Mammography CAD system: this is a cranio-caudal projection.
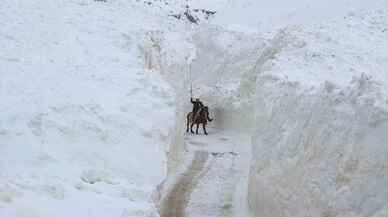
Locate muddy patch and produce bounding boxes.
[160,151,209,217]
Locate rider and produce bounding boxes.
[191,97,204,116]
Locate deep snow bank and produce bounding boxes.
[0,0,190,216]
[249,10,388,217]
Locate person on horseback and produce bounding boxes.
[191,97,204,116]
[186,102,213,135]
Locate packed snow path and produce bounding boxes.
[160,129,251,217]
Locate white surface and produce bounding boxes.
[248,8,388,217]
[0,1,179,216]
[160,129,251,217]
[1,0,388,217]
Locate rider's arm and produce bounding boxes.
[190,98,194,103]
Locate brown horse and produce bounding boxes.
[186,106,213,135]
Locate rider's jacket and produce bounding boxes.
[191,98,204,113]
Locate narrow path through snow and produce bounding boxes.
[160,150,209,217]
[160,129,251,217]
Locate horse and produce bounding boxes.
[186,106,213,135]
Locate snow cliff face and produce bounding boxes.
[248,10,388,217]
[0,1,190,216]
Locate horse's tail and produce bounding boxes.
[207,111,213,122]
[186,112,192,132]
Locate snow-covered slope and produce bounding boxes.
[0,1,190,216]
[212,0,387,32]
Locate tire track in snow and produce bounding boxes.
[160,151,209,217]
[160,131,251,217]
[184,131,251,217]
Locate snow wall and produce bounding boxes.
[187,27,267,133]
[250,76,388,217]
[139,29,193,207]
[0,1,180,216]
[248,10,388,217]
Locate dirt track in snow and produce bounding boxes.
[160,151,209,217]
[159,130,251,217]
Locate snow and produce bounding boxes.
[265,10,388,92]
[160,129,251,217]
[0,0,182,216]
[158,1,388,216]
[247,7,388,217]
[211,0,387,33]
[1,0,388,217]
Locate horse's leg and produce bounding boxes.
[186,114,190,133]
[203,123,208,135]
[190,122,195,134]
[196,123,199,134]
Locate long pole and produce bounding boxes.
[189,62,193,98]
